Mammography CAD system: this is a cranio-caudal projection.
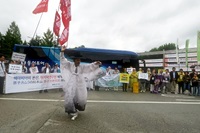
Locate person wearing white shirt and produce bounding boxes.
[29,63,39,74]
[39,63,51,93]
[0,54,6,94]
[60,45,103,120]
[41,63,51,73]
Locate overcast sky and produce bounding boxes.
[1,0,200,52]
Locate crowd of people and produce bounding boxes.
[2,50,200,121]
[100,66,200,96]
[0,57,61,94]
[2,54,200,96]
[129,67,200,96]
[4,60,61,74]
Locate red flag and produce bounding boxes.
[32,0,49,14]
[60,0,71,27]
[53,11,61,37]
[59,22,69,45]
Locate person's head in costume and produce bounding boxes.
[73,58,81,67]
[72,53,82,67]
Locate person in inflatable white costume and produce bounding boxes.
[60,45,105,120]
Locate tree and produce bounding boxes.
[41,28,56,47]
[0,32,5,54]
[149,48,158,52]
[29,35,42,46]
[149,43,176,52]
[74,45,85,48]
[3,21,23,58]
[22,40,28,45]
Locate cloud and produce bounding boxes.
[1,0,200,52]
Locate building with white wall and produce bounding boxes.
[138,47,199,71]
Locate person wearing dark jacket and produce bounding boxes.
[183,71,191,94]
[169,67,179,94]
[189,68,196,94]
[191,73,198,96]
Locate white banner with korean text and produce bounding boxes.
[5,73,64,94]
[138,73,148,80]
[8,64,22,74]
[11,52,26,62]
[95,74,122,87]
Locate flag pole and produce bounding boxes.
[55,1,61,46]
[32,12,44,39]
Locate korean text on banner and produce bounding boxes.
[5,73,64,94]
[11,52,26,62]
[8,64,22,74]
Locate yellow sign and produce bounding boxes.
[119,73,129,83]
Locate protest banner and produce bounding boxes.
[126,68,133,74]
[8,64,22,74]
[95,74,121,87]
[11,52,26,62]
[5,73,64,94]
[138,73,148,80]
[119,73,129,83]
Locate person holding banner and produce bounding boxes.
[162,69,170,94]
[39,63,51,93]
[122,68,129,92]
[6,60,15,74]
[60,45,104,120]
[51,63,60,73]
[29,63,39,74]
[137,68,143,92]
[138,69,148,93]
[22,62,27,74]
[0,54,6,94]
[113,67,120,91]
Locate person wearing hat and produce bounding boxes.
[60,45,104,120]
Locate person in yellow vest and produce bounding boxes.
[129,68,134,90]
[177,69,185,94]
[129,68,138,92]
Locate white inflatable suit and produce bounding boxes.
[60,52,105,113]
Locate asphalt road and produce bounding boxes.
[0,88,200,133]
